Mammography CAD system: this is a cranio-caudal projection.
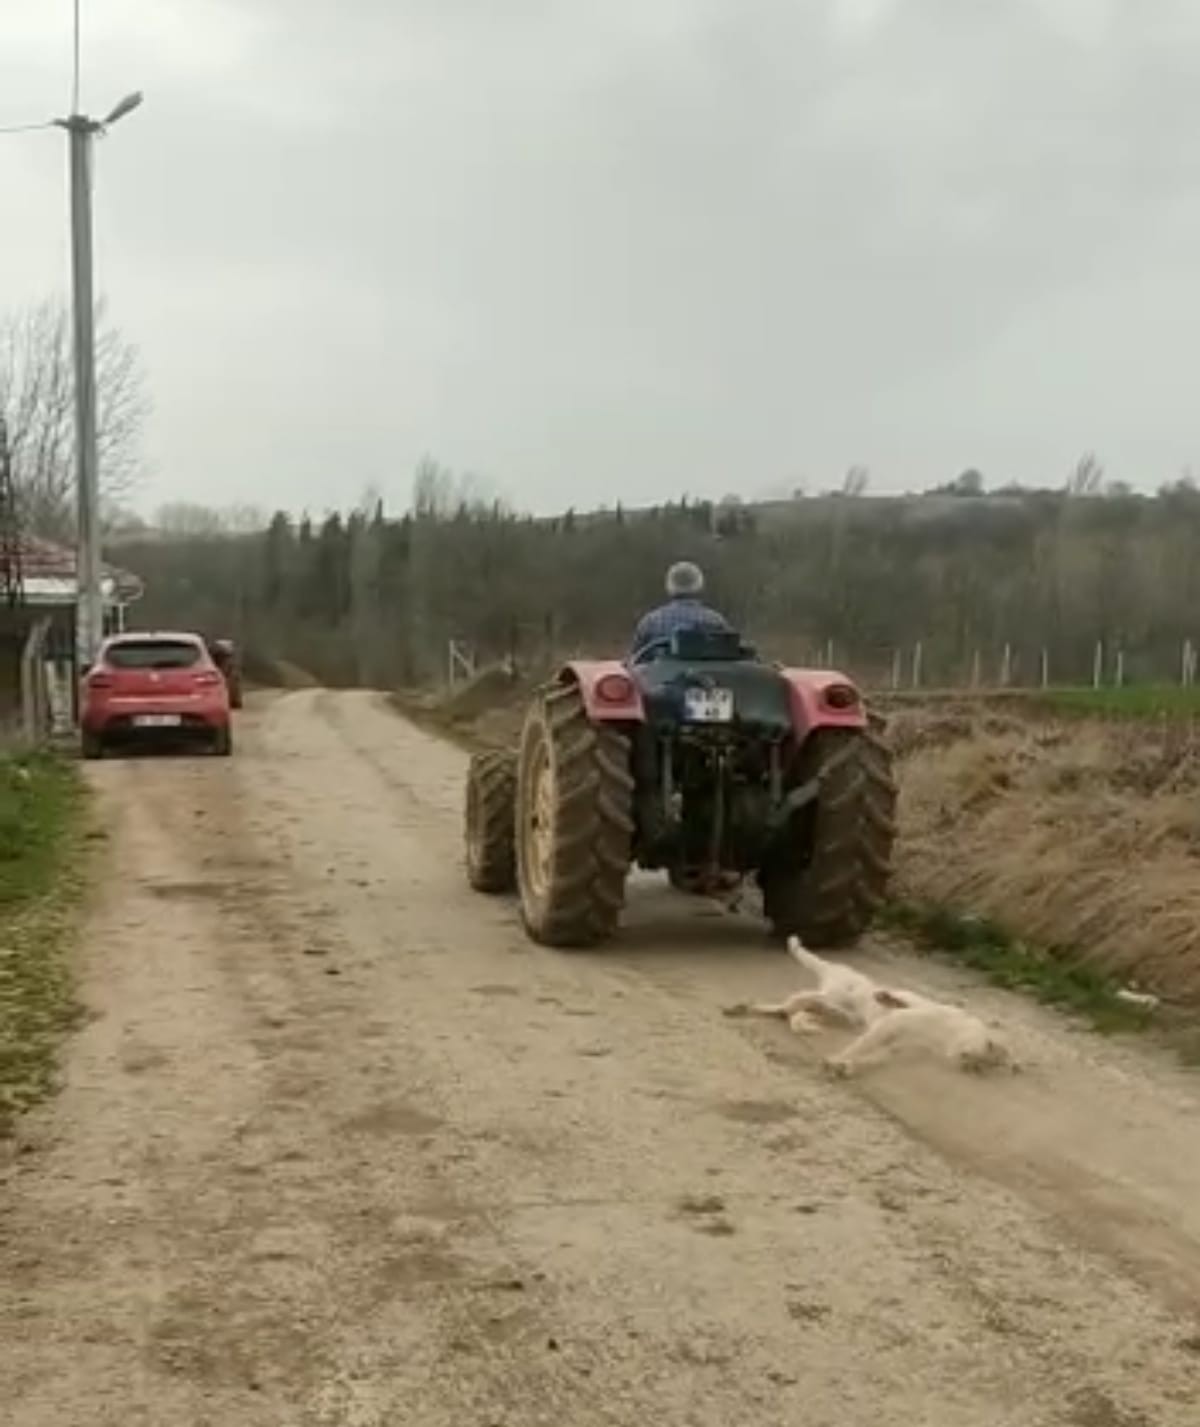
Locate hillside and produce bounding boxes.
[111,481,1200,692]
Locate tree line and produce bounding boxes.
[111,463,1200,690]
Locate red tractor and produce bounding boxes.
[463,628,896,947]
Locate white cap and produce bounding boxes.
[666,561,704,597]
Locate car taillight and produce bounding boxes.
[595,672,635,704]
[823,683,860,710]
[194,670,222,687]
[87,672,114,689]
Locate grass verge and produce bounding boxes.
[0,749,89,1135]
[1035,685,1200,720]
[881,900,1157,1035]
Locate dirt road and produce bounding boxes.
[3,691,1200,1426]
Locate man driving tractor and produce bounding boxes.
[630,561,731,660]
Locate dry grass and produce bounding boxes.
[894,708,1200,1004]
[393,665,533,752]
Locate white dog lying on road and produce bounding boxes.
[749,936,895,1033]
[826,993,1013,1076]
[745,937,1013,1075]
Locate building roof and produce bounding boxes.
[11,535,144,607]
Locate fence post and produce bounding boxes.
[20,616,52,743]
[1040,648,1049,689]
[447,638,475,687]
[911,641,923,689]
[970,649,981,689]
[1115,648,1125,687]
[890,649,902,690]
[1092,640,1103,689]
[1000,643,1012,688]
[1182,639,1195,687]
[824,638,834,669]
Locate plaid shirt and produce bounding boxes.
[630,597,731,657]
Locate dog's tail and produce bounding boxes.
[786,935,826,976]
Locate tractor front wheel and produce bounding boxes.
[515,682,634,947]
[762,712,897,946]
[465,749,517,893]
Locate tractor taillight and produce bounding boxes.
[596,673,635,704]
[823,683,860,710]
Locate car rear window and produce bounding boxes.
[105,640,203,670]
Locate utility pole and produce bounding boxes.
[64,113,100,668]
[53,91,142,672]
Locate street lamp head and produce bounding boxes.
[102,91,144,127]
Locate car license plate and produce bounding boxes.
[683,687,734,723]
[132,714,181,728]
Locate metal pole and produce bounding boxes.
[67,115,103,673]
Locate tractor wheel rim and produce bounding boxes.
[525,740,555,899]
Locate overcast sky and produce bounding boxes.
[2,0,1198,515]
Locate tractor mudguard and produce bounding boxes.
[780,668,869,738]
[558,662,646,723]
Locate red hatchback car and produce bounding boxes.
[80,631,233,759]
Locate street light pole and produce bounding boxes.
[64,114,101,672]
[54,91,142,673]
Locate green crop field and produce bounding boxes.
[1036,685,1200,720]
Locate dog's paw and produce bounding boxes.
[722,1003,751,1019]
[787,1012,821,1035]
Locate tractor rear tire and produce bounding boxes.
[763,711,896,947]
[515,682,634,947]
[465,749,517,893]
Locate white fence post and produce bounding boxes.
[911,641,923,689]
[1092,640,1103,689]
[1000,643,1012,688]
[447,639,475,687]
[20,616,52,743]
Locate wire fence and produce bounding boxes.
[446,629,1200,699]
[779,637,1200,694]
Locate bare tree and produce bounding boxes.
[1066,451,1105,496]
[0,299,149,540]
[842,465,870,497]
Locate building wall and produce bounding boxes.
[0,606,75,735]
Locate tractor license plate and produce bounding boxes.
[684,687,734,723]
[133,714,181,728]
